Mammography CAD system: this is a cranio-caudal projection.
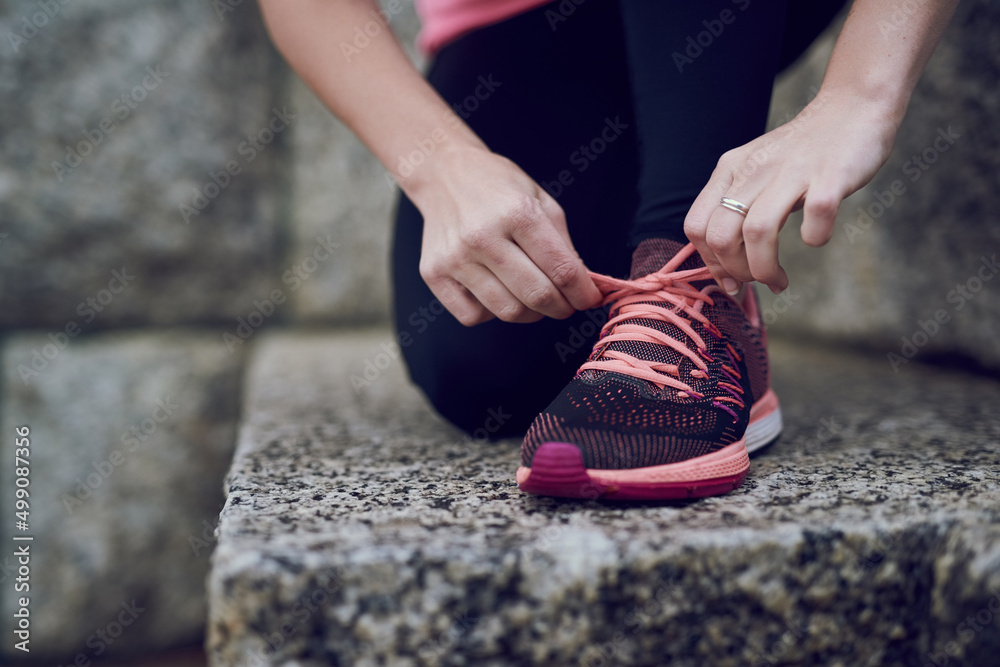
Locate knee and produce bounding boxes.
[399,331,532,439]
[406,357,531,439]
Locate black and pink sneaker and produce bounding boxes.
[516,239,781,500]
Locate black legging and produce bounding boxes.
[391,0,847,438]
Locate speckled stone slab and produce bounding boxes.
[207,330,1000,667]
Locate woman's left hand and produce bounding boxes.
[684,88,900,295]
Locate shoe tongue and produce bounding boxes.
[628,238,715,307]
[583,239,710,390]
[629,238,706,279]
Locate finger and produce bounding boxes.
[704,209,750,291]
[706,184,767,294]
[510,198,602,311]
[741,186,798,291]
[800,180,843,247]
[478,243,577,320]
[454,262,545,324]
[537,193,573,247]
[424,274,494,327]
[685,159,735,289]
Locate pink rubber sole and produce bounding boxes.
[516,389,780,501]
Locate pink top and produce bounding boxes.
[414,0,551,54]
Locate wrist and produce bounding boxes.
[817,57,917,133]
[809,83,907,132]
[394,134,491,209]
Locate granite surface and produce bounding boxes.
[207,329,1000,667]
[1,330,243,660]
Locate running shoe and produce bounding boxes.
[516,239,781,500]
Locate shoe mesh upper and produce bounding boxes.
[522,239,770,470]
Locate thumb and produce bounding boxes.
[534,191,602,310]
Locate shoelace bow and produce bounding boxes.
[578,261,746,420]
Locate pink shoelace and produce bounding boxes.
[578,245,745,417]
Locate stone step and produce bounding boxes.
[206,329,1000,667]
[1,329,244,660]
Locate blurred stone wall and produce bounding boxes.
[0,0,288,328]
[0,0,421,661]
[0,0,997,662]
[0,0,289,660]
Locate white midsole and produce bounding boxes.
[746,405,782,453]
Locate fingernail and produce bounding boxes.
[722,278,739,295]
[769,284,784,295]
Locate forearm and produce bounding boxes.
[258,0,486,202]
[820,0,960,125]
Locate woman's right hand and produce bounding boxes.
[407,144,603,326]
[258,0,599,327]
